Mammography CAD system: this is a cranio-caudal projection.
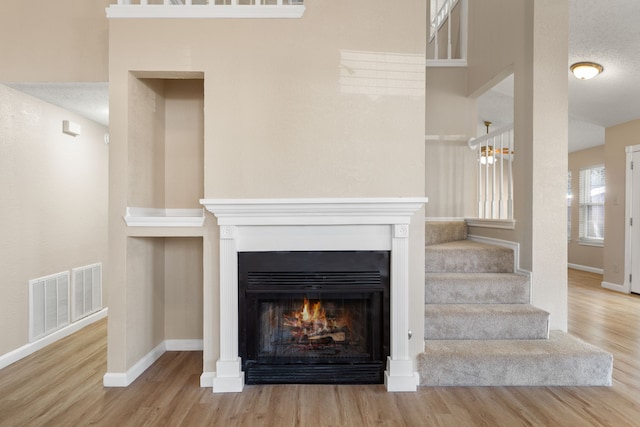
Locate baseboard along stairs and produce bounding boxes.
[417,221,613,386]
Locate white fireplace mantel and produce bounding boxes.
[200,197,427,392]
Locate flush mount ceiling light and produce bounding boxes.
[570,62,603,80]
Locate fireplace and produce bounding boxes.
[239,251,390,384]
[200,197,427,392]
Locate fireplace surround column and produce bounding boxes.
[200,198,427,393]
[213,224,244,392]
[385,223,419,391]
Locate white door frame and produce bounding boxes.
[624,144,640,294]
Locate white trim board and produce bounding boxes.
[106,5,305,19]
[568,263,604,275]
[200,371,216,388]
[166,339,203,351]
[0,308,107,371]
[601,281,630,294]
[103,339,203,387]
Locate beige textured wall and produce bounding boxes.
[164,80,204,208]
[568,145,604,270]
[425,68,477,218]
[604,119,640,286]
[0,84,108,356]
[464,0,569,330]
[126,237,165,367]
[0,0,109,82]
[128,76,166,208]
[165,238,203,340]
[107,0,426,373]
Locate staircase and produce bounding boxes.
[417,221,613,386]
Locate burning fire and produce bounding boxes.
[283,298,346,343]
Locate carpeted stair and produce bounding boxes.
[418,221,613,386]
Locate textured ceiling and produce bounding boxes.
[568,0,640,128]
[478,0,640,153]
[5,82,109,127]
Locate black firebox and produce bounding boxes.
[238,251,390,385]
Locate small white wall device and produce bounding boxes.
[62,120,81,137]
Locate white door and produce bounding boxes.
[631,150,640,294]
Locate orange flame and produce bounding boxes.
[284,298,337,339]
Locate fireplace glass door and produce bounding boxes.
[239,251,390,384]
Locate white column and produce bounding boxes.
[212,225,244,392]
[384,224,419,391]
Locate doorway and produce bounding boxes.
[625,144,640,294]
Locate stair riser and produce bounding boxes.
[425,253,513,273]
[424,313,549,340]
[425,282,529,304]
[418,353,613,386]
[425,221,467,246]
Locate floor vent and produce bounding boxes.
[29,271,70,342]
[72,263,103,322]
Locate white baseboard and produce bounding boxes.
[104,341,166,387]
[103,339,204,387]
[0,308,108,371]
[102,372,128,387]
[166,339,203,351]
[568,263,604,275]
[200,371,216,387]
[601,280,630,294]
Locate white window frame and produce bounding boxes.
[567,170,572,241]
[578,165,605,246]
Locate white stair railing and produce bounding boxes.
[115,0,302,4]
[468,125,514,220]
[107,0,305,18]
[426,0,467,67]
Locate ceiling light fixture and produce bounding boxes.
[570,62,603,80]
[480,121,494,165]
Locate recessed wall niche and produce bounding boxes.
[127,72,204,210]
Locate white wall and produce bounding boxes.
[0,84,109,356]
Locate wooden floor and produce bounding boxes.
[1,269,640,426]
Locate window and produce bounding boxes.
[579,165,605,245]
[567,170,572,240]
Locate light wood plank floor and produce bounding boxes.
[1,269,640,426]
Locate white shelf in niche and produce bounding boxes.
[124,207,205,227]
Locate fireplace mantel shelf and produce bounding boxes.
[200,197,428,226]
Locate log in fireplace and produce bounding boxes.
[239,250,390,384]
